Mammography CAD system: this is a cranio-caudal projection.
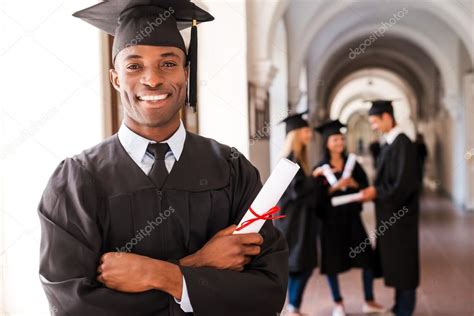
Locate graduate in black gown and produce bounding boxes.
[415,133,428,191]
[369,139,382,169]
[313,120,385,316]
[360,100,420,316]
[37,1,288,315]
[274,113,318,316]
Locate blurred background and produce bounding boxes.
[0,0,473,315]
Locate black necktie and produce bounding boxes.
[147,143,170,189]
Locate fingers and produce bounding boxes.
[229,256,252,272]
[312,169,320,177]
[242,256,252,266]
[100,252,115,263]
[237,233,263,245]
[242,244,261,256]
[214,224,237,238]
[313,167,324,177]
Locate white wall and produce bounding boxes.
[0,0,103,314]
[269,20,289,170]
[196,0,250,157]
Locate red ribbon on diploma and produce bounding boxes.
[235,206,286,232]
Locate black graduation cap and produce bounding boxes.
[367,100,394,116]
[279,111,309,134]
[314,120,346,139]
[73,0,214,112]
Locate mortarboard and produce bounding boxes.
[73,0,214,112]
[314,120,346,139]
[280,111,309,134]
[367,100,394,116]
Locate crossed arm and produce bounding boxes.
[39,155,287,315]
[96,224,264,299]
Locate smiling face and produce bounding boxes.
[298,127,312,146]
[368,113,394,134]
[110,45,188,129]
[326,133,346,155]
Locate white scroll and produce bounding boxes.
[331,192,363,207]
[339,153,358,191]
[233,158,300,234]
[322,164,338,186]
[341,153,357,179]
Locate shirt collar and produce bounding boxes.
[118,120,186,162]
[384,125,402,145]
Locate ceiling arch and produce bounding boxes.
[309,35,442,120]
[285,0,473,107]
[330,68,417,123]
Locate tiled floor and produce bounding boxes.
[282,195,474,316]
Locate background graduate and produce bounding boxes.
[37,1,289,315]
[360,100,420,316]
[274,113,318,316]
[313,120,385,316]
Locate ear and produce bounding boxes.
[383,112,394,126]
[184,63,189,79]
[109,68,120,92]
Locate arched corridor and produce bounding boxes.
[249,0,474,314]
[256,0,474,209]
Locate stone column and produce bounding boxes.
[463,72,474,211]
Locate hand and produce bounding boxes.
[179,225,263,271]
[360,186,377,202]
[336,177,353,189]
[329,178,352,193]
[312,167,324,177]
[97,252,182,298]
[340,177,359,189]
[312,166,338,178]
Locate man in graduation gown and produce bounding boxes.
[360,100,420,316]
[37,1,288,315]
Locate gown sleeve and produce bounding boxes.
[353,161,369,189]
[311,162,331,219]
[179,149,289,316]
[38,159,169,316]
[375,139,419,205]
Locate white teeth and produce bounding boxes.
[139,94,168,101]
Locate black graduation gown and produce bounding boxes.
[38,132,289,316]
[274,154,318,274]
[314,158,377,275]
[369,141,381,169]
[374,133,420,290]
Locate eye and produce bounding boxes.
[126,64,141,71]
[162,61,177,68]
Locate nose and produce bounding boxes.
[140,68,164,88]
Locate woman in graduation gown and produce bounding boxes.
[274,112,318,316]
[313,120,385,316]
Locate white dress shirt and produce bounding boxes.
[117,120,194,313]
[384,125,403,145]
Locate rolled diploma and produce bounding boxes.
[233,158,300,234]
[331,192,363,207]
[342,153,357,179]
[322,164,338,187]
